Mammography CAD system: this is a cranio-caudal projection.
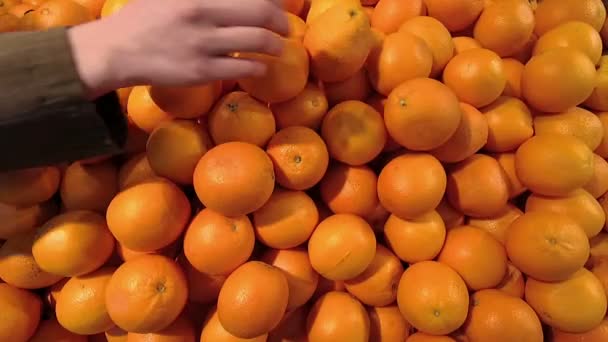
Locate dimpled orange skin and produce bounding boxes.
[423,0,484,32]
[384,211,447,263]
[481,96,534,153]
[533,21,603,66]
[533,0,606,35]
[271,83,328,130]
[308,214,377,281]
[307,291,371,342]
[384,78,462,151]
[397,261,469,335]
[521,48,596,113]
[217,261,289,339]
[320,163,379,217]
[378,153,447,220]
[515,134,595,197]
[585,154,608,198]
[193,142,275,217]
[533,106,604,151]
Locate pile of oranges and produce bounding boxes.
[3,0,608,341]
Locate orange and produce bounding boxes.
[305,3,373,82]
[525,268,607,333]
[407,334,456,342]
[29,318,87,342]
[261,247,319,311]
[399,16,454,77]
[506,211,589,282]
[496,262,525,298]
[526,189,605,238]
[0,12,19,32]
[515,134,595,196]
[501,58,524,98]
[271,83,328,130]
[438,226,507,290]
[585,56,608,111]
[585,154,608,198]
[321,100,386,165]
[268,305,308,342]
[431,103,488,163]
[436,197,465,229]
[71,0,104,17]
[0,200,57,240]
[482,96,534,152]
[323,68,372,105]
[553,317,608,342]
[371,0,424,34]
[266,126,329,191]
[473,0,534,57]
[320,163,378,217]
[452,36,482,55]
[183,208,255,275]
[60,160,118,213]
[534,0,606,35]
[307,291,370,342]
[218,261,289,339]
[0,283,42,342]
[366,30,433,96]
[522,48,596,113]
[423,0,483,32]
[0,166,60,206]
[463,289,543,342]
[365,94,403,152]
[378,153,447,219]
[446,154,509,218]
[100,0,129,17]
[208,91,276,147]
[105,255,188,333]
[283,0,304,14]
[443,48,506,108]
[9,3,35,17]
[397,261,469,335]
[534,107,604,151]
[193,142,275,217]
[364,201,391,234]
[368,305,410,342]
[534,21,602,65]
[239,38,309,103]
[107,177,191,252]
[312,276,345,301]
[201,307,268,342]
[32,210,114,277]
[0,0,19,13]
[468,204,523,244]
[177,255,226,305]
[287,13,306,41]
[596,112,608,158]
[117,152,157,190]
[384,78,462,151]
[29,0,93,29]
[127,314,196,342]
[127,86,172,133]
[116,239,180,262]
[253,189,318,249]
[589,233,608,269]
[494,153,527,198]
[0,232,63,289]
[343,244,404,306]
[55,267,115,335]
[591,259,608,297]
[308,214,376,281]
[384,211,446,263]
[305,0,359,23]
[149,82,221,119]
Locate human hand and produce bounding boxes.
[68,0,289,99]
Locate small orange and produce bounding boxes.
[397,261,469,335]
[423,0,484,32]
[253,188,319,249]
[60,160,118,213]
[308,214,376,281]
[307,291,370,342]
[271,83,328,130]
[596,112,608,158]
[344,244,403,306]
[371,0,425,34]
[183,208,255,276]
[378,153,446,219]
[208,91,276,147]
[201,307,268,342]
[407,333,456,342]
[482,96,534,152]
[384,211,446,263]
[534,21,602,65]
[501,58,524,98]
[506,211,589,282]
[399,16,454,77]
[266,126,329,191]
[585,154,608,198]
[0,166,60,206]
[368,305,410,342]
[323,68,372,106]
[496,262,525,298]
[127,86,172,133]
[525,268,607,333]
[585,56,608,111]
[0,200,57,240]
[287,12,307,41]
[534,0,606,35]
[436,197,465,229]
[446,154,509,218]
[218,261,289,339]
[526,189,605,238]
[100,0,130,17]
[177,255,226,305]
[127,314,196,342]
[261,247,319,311]
[117,153,157,190]
[0,283,42,342]
[431,102,488,163]
[452,36,482,55]
[150,82,221,119]
[29,0,93,29]
[105,255,188,333]
[553,317,608,342]
[320,163,379,217]
[468,204,523,244]
[515,134,595,196]
[534,106,604,151]
[463,289,543,342]
[494,153,528,198]
[29,318,87,342]
[193,142,275,217]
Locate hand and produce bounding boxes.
[68,0,289,99]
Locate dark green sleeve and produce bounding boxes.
[0,28,127,172]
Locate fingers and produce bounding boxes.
[203,57,267,81]
[204,27,284,56]
[199,0,289,36]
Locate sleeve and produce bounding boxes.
[0,27,128,172]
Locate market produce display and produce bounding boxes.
[2,0,608,341]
